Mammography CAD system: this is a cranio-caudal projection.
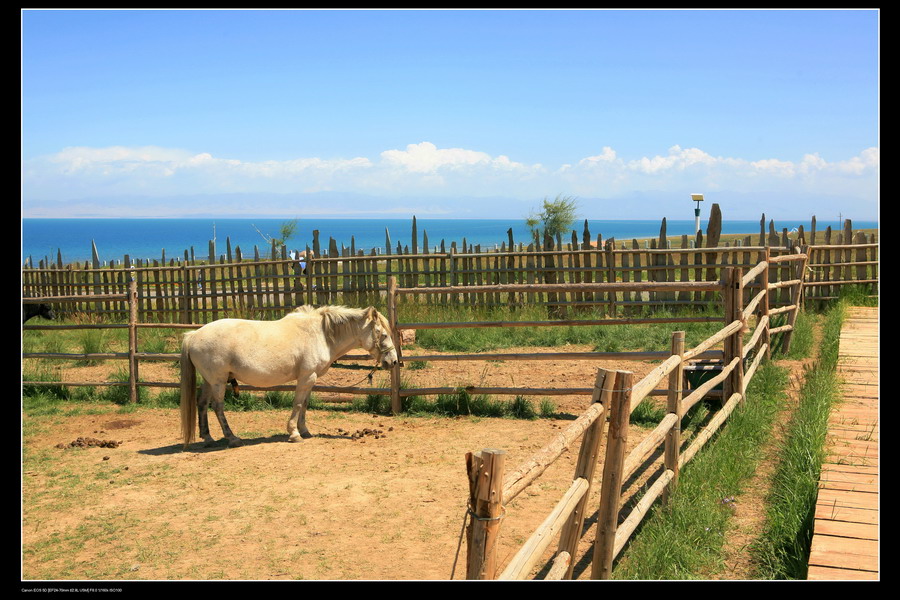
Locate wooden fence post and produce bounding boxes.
[128,277,139,403]
[180,262,190,324]
[556,368,614,578]
[591,370,632,579]
[465,448,506,580]
[304,245,314,306]
[386,276,402,415]
[761,248,772,360]
[663,331,685,505]
[781,248,806,355]
[605,242,616,316]
[722,267,745,403]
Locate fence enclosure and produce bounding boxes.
[463,258,796,580]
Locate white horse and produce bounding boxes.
[180,305,399,448]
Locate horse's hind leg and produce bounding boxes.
[210,382,243,447]
[197,382,216,445]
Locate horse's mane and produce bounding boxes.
[290,305,374,341]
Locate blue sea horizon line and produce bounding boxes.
[22,216,878,266]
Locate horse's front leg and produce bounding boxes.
[287,373,317,442]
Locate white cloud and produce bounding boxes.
[586,146,618,164]
[379,141,530,174]
[751,157,795,176]
[628,145,719,174]
[22,142,878,217]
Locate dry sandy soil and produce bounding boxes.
[22,340,800,581]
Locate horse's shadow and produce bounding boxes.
[138,432,354,455]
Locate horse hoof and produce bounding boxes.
[228,438,243,448]
[301,431,313,439]
[288,434,304,443]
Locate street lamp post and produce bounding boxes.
[691,193,704,234]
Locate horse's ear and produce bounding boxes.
[365,306,377,321]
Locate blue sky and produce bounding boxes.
[21,9,879,221]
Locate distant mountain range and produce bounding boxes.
[21,190,877,222]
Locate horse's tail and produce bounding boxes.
[180,333,197,449]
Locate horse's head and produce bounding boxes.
[363,307,399,370]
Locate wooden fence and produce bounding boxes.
[21,213,877,322]
[22,247,807,411]
[23,281,142,402]
[463,258,804,580]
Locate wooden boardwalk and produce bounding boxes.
[807,306,879,580]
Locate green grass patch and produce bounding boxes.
[780,309,815,360]
[612,361,792,580]
[402,303,724,353]
[750,302,846,579]
[837,284,878,307]
[612,301,848,580]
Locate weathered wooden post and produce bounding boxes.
[128,277,139,403]
[760,248,772,360]
[704,204,723,304]
[313,230,324,305]
[591,370,632,579]
[465,448,506,580]
[605,240,616,316]
[663,331,685,505]
[722,267,745,403]
[180,261,190,324]
[853,231,867,296]
[556,368,614,578]
[91,240,101,320]
[543,232,560,318]
[304,244,314,306]
[781,248,807,355]
[448,244,458,306]
[208,240,218,321]
[386,276,402,415]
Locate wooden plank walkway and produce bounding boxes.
[807,306,879,580]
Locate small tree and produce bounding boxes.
[274,219,298,247]
[252,218,299,254]
[525,194,580,240]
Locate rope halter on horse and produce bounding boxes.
[368,320,401,368]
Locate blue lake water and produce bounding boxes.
[22,217,877,265]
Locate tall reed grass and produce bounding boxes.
[610,304,844,580]
[612,361,791,579]
[750,302,846,579]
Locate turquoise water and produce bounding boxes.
[22,217,877,265]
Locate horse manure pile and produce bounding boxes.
[336,426,393,441]
[56,436,123,449]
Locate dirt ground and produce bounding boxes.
[22,341,796,581]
